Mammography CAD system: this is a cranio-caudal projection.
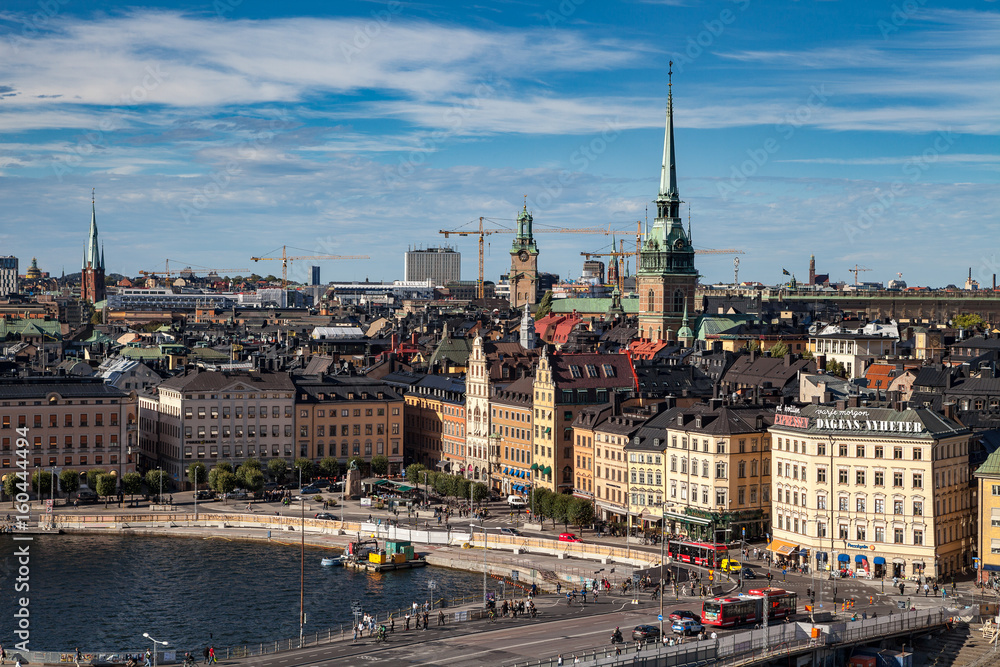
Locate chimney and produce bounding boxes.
[750,348,757,362]
[391,332,399,351]
[835,399,847,410]
[943,401,955,420]
[411,331,418,345]
[945,372,952,389]
[784,353,792,368]
[816,354,826,373]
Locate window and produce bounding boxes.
[894,500,904,515]
[839,444,848,457]
[893,446,903,459]
[569,365,582,378]
[913,448,922,460]
[839,524,849,540]
[913,529,923,545]
[738,461,746,478]
[856,470,866,485]
[856,498,866,512]
[875,498,884,513]
[894,528,904,544]
[817,521,827,538]
[856,445,865,458]
[856,526,866,541]
[893,472,904,487]
[715,462,727,479]
[715,488,727,506]
[913,501,923,516]
[838,469,848,484]
[874,446,883,459]
[875,526,885,542]
[912,472,923,489]
[839,497,848,511]
[817,495,826,510]
[817,441,826,456]
[874,471,884,486]
[817,467,826,483]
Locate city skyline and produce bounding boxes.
[0,0,996,288]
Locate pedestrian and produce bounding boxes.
[202,648,209,665]
[953,580,958,595]
[404,612,410,630]
[76,648,82,667]
[390,617,395,633]
[899,583,905,596]
[438,610,445,626]
[1,642,6,665]
[353,624,359,642]
[556,582,561,595]
[208,647,216,664]
[557,655,563,666]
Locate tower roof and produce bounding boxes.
[659,63,678,198]
[84,190,102,271]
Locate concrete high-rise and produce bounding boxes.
[404,246,460,286]
[0,256,18,295]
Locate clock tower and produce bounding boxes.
[637,63,697,341]
[509,204,539,308]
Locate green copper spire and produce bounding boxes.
[659,61,678,198]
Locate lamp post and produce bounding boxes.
[142,633,167,667]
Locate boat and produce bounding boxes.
[344,538,427,572]
[321,556,344,566]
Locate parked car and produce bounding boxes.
[558,533,582,543]
[720,559,742,572]
[632,625,660,641]
[314,512,336,520]
[742,567,757,579]
[668,609,698,621]
[299,487,322,495]
[195,490,215,500]
[672,619,704,636]
[311,479,331,488]
[500,527,522,536]
[76,490,98,504]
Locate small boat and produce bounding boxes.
[321,556,344,567]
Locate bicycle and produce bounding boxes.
[488,610,497,623]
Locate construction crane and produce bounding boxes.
[440,217,631,300]
[250,246,369,289]
[849,264,872,286]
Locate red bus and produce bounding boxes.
[666,540,728,568]
[701,588,797,627]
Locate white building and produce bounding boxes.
[0,256,18,295]
[404,247,460,286]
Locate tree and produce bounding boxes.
[31,471,54,499]
[268,458,289,484]
[350,456,369,477]
[86,468,107,492]
[187,462,208,488]
[405,463,428,485]
[215,471,238,502]
[96,474,118,507]
[242,457,262,471]
[768,342,790,358]
[145,469,170,499]
[319,456,340,478]
[567,498,595,532]
[59,469,80,496]
[825,360,847,377]
[121,472,142,505]
[533,488,554,523]
[534,291,553,320]
[551,493,572,529]
[264,274,278,283]
[293,457,314,481]
[370,455,389,477]
[208,465,230,491]
[954,313,985,330]
[3,474,20,507]
[472,482,490,504]
[242,467,265,493]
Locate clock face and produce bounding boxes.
[518,249,529,262]
[674,238,685,249]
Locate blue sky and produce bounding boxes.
[0,0,997,288]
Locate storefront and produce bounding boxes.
[872,556,886,578]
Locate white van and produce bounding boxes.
[507,495,527,508]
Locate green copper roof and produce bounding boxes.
[975,448,1000,478]
[550,296,639,314]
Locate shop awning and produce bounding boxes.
[838,554,850,562]
[816,552,828,561]
[873,557,886,565]
[893,558,905,564]
[855,555,866,563]
[662,511,711,526]
[396,485,414,492]
[767,539,798,556]
[543,466,552,475]
[371,479,390,486]
[530,463,538,471]
[912,562,924,568]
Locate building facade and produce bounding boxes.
[0,377,137,488]
[491,376,534,497]
[465,337,494,484]
[292,375,405,475]
[637,69,697,342]
[404,247,461,286]
[975,448,1000,585]
[402,375,465,471]
[808,334,896,379]
[139,370,296,487]
[768,403,973,579]
[0,256,18,296]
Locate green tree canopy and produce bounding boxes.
[768,342,790,358]
[31,470,54,498]
[319,457,340,478]
[86,468,107,492]
[121,472,142,501]
[145,469,170,497]
[471,482,489,503]
[3,473,20,505]
[534,291,553,320]
[293,458,314,481]
[242,457,262,470]
[215,471,238,501]
[551,493,572,528]
[370,454,389,477]
[567,497,594,530]
[59,469,80,496]
[268,458,289,483]
[954,313,985,330]
[405,463,428,485]
[187,462,208,487]
[96,474,118,507]
[242,467,265,492]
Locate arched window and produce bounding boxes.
[673,289,684,313]
[638,470,645,485]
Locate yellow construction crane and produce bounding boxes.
[440,217,631,300]
[250,246,369,288]
[849,264,872,286]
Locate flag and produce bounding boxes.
[782,268,790,276]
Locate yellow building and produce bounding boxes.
[974,449,1000,585]
[769,403,973,579]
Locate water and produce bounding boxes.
[0,533,485,652]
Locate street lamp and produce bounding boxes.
[142,633,167,667]
[472,520,487,608]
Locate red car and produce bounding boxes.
[558,533,582,542]
[669,609,698,621]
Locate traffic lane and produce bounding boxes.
[241,603,693,667]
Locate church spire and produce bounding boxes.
[84,188,101,270]
[659,61,678,198]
